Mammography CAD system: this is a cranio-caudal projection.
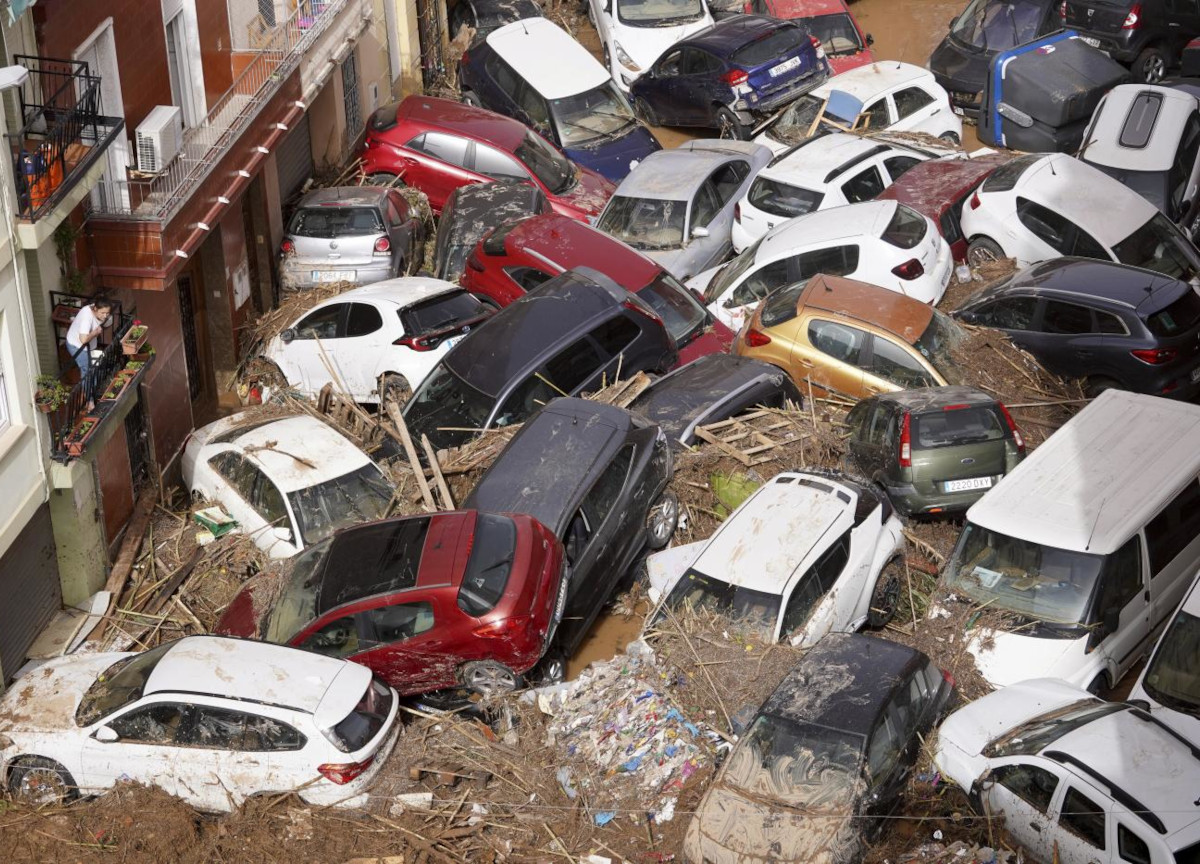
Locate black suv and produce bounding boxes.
[1063,0,1200,82]
[403,266,678,450]
[954,256,1200,398]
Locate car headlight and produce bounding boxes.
[615,41,641,72]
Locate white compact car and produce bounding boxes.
[754,61,963,155]
[264,278,490,405]
[935,679,1200,864]
[0,636,400,811]
[181,412,394,558]
[731,132,930,251]
[645,471,904,645]
[690,200,952,330]
[960,152,1200,277]
[588,0,713,91]
[1130,568,1200,745]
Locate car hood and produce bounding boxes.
[645,246,690,278]
[553,166,616,218]
[645,540,706,605]
[0,653,131,735]
[563,124,662,183]
[935,677,1089,762]
[616,18,712,71]
[928,35,990,92]
[827,52,874,76]
[967,628,1091,689]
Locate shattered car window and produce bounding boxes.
[288,463,393,548]
[404,365,496,451]
[76,643,173,726]
[659,568,781,639]
[617,0,706,26]
[328,678,393,753]
[110,703,186,744]
[767,96,827,146]
[596,196,686,251]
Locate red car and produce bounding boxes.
[877,154,1012,262]
[216,510,566,697]
[359,95,614,220]
[461,212,734,364]
[742,0,873,74]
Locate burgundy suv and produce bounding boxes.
[359,96,614,220]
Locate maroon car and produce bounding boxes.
[359,95,614,221]
[877,154,1012,262]
[216,510,566,696]
[460,212,734,365]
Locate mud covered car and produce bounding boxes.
[683,633,955,864]
[431,180,549,283]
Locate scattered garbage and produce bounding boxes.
[893,841,1018,863]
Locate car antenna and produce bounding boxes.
[1048,158,1057,176]
[521,19,528,34]
[1084,497,1106,551]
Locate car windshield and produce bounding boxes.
[288,463,393,548]
[984,698,1124,757]
[403,364,496,450]
[288,206,383,238]
[76,643,173,726]
[640,271,708,344]
[705,237,764,303]
[722,714,865,809]
[912,310,965,385]
[749,176,825,218]
[810,12,864,56]
[951,0,1046,51]
[765,95,826,145]
[515,132,577,194]
[550,83,637,149]
[264,539,334,643]
[1141,609,1200,715]
[1144,290,1200,337]
[658,568,781,639]
[617,0,706,26]
[596,196,686,250]
[944,523,1105,625]
[1112,213,1200,281]
[732,26,806,67]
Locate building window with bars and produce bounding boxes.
[342,51,362,140]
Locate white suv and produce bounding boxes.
[732,132,930,252]
[936,679,1200,864]
[0,636,400,811]
[645,471,904,646]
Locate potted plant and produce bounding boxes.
[129,343,155,362]
[100,371,134,402]
[34,375,70,413]
[121,321,149,355]
[65,415,99,457]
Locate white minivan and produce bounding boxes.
[1130,568,1200,744]
[939,389,1200,693]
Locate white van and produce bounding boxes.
[939,389,1200,692]
[1130,569,1200,744]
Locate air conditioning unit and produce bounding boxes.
[135,105,183,173]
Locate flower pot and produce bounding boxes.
[100,373,134,402]
[65,415,100,457]
[121,325,149,355]
[36,399,56,413]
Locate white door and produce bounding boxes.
[1050,783,1109,864]
[180,704,272,809]
[283,303,349,395]
[74,21,131,211]
[982,761,1061,864]
[338,302,392,401]
[81,701,185,797]
[891,86,941,135]
[1094,535,1151,686]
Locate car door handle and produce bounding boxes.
[1030,822,1042,833]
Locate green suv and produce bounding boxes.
[845,386,1025,517]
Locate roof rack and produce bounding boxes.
[1044,750,1167,835]
[824,144,891,184]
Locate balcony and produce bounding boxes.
[5,56,124,242]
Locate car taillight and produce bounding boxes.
[745,328,771,347]
[899,411,912,468]
[395,334,436,351]
[374,236,391,254]
[997,402,1025,453]
[474,616,532,639]
[1131,347,1177,365]
[942,669,956,688]
[969,191,981,210]
[318,755,375,785]
[623,297,664,326]
[892,258,925,280]
[1122,2,1141,28]
[720,68,749,87]
[734,202,741,223]
[281,239,295,256]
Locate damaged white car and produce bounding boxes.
[645,471,904,644]
[0,636,400,812]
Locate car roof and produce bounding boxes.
[971,256,1189,313]
[486,18,609,100]
[144,636,369,718]
[966,390,1200,554]
[877,153,1011,217]
[766,0,851,16]
[503,213,661,287]
[759,199,897,254]
[691,472,854,595]
[762,633,925,737]
[613,146,757,200]
[397,95,527,151]
[683,14,784,56]
[796,273,934,343]
[761,133,903,186]
[445,266,628,397]
[445,179,545,223]
[870,385,997,411]
[305,277,462,310]
[811,61,935,101]
[211,415,375,493]
[1083,84,1199,173]
[462,398,633,531]
[295,186,389,208]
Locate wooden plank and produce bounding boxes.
[385,398,436,511]
[142,547,204,616]
[86,487,158,643]
[694,426,751,467]
[421,433,455,510]
[697,410,770,433]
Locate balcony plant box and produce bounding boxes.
[100,370,135,403]
[65,415,100,457]
[35,375,70,413]
[121,323,149,355]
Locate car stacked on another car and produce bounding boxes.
[1062,0,1200,82]
[431,180,550,283]
[737,0,875,73]
[587,0,714,92]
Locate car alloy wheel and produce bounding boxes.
[646,490,679,550]
[461,660,521,697]
[1136,47,1167,83]
[10,758,74,806]
[966,236,1003,267]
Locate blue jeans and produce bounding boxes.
[69,344,91,400]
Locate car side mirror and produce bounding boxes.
[273,526,293,543]
[280,327,296,344]
[866,33,875,46]
[691,225,710,239]
[949,16,957,28]
[93,725,119,743]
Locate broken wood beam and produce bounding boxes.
[87,487,158,643]
[421,433,455,510]
[385,398,436,512]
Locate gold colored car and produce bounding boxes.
[733,273,964,400]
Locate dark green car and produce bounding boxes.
[845,386,1025,517]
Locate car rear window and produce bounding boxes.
[289,207,383,238]
[1144,290,1200,337]
[639,271,708,345]
[759,280,808,328]
[732,26,806,67]
[458,513,518,616]
[748,177,824,218]
[880,204,927,249]
[328,678,392,753]
[981,154,1040,194]
[399,291,486,336]
[913,405,1006,450]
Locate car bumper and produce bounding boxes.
[1154,363,1200,400]
[736,63,831,119]
[279,259,396,290]
[730,218,760,254]
[298,717,401,808]
[883,478,1000,517]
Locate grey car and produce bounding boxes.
[279,186,426,291]
[594,139,772,281]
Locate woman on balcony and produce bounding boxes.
[65,297,113,411]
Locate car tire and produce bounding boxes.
[536,652,567,686]
[632,95,658,127]
[460,660,523,697]
[716,108,750,140]
[379,373,412,409]
[867,557,903,629]
[7,756,78,805]
[1085,376,1120,398]
[938,131,961,146]
[966,236,1004,267]
[461,89,483,108]
[366,172,401,189]
[645,490,679,550]
[1134,45,1168,83]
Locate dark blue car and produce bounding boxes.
[628,15,831,139]
[459,18,662,182]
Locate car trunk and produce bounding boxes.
[909,405,1010,497]
[738,30,817,96]
[289,206,386,273]
[1062,0,1131,33]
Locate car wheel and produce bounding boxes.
[536,652,567,686]
[460,660,522,697]
[867,558,903,629]
[966,236,1004,267]
[938,131,961,146]
[1085,376,1121,398]
[631,95,658,127]
[7,756,78,805]
[645,490,679,550]
[379,373,412,408]
[461,89,483,108]
[716,108,750,140]
[1134,45,1168,83]
[366,172,401,188]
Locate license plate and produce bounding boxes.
[952,106,964,116]
[1080,36,1101,48]
[313,270,351,282]
[944,476,994,492]
[769,56,801,78]
[1192,366,1200,383]
[443,335,463,350]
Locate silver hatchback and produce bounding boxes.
[279,186,425,290]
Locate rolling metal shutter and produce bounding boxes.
[0,504,61,685]
[275,112,313,207]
